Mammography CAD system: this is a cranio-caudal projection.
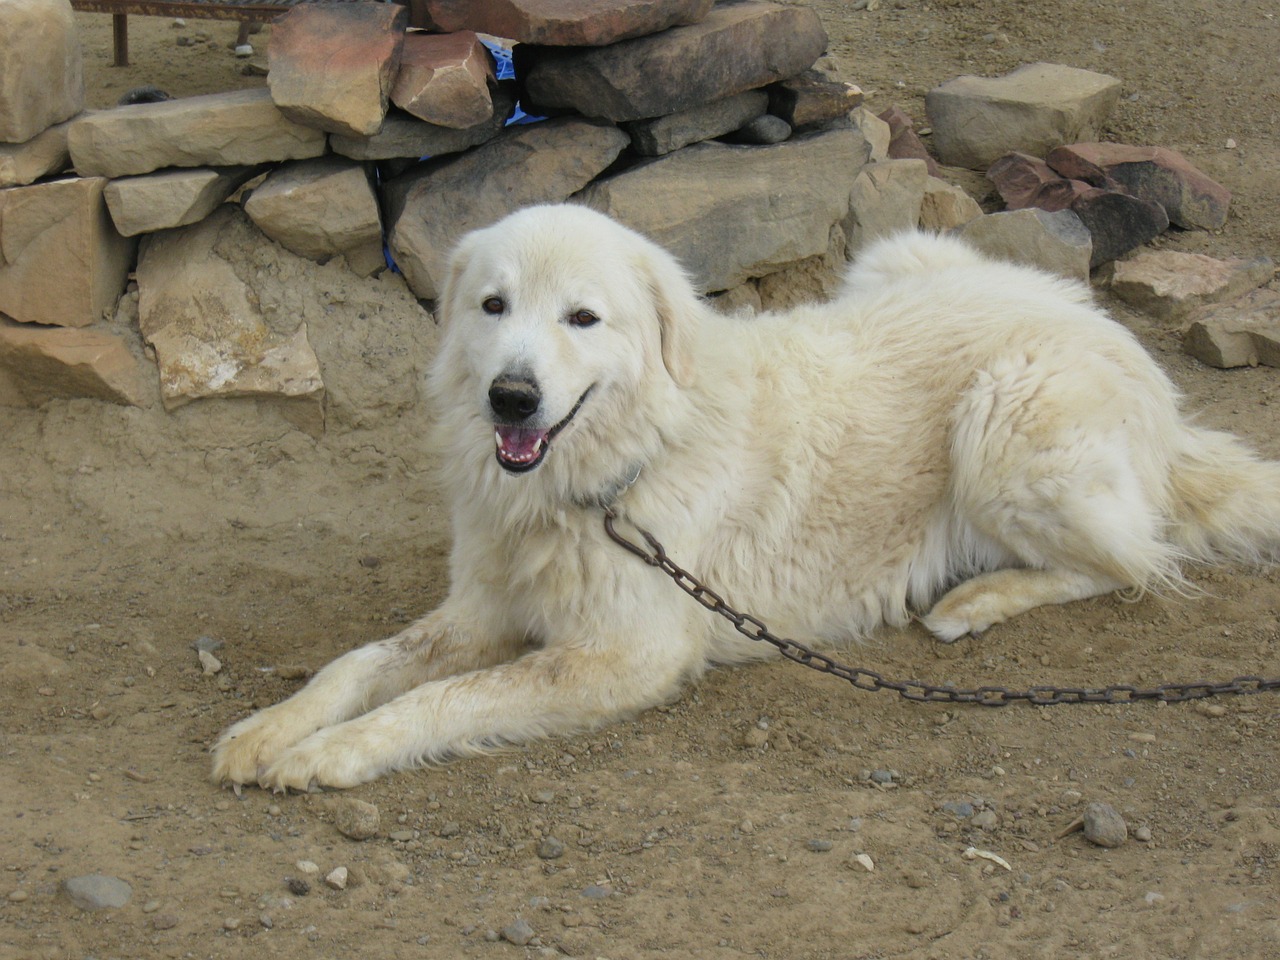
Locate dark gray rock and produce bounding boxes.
[1069,187,1169,267]
[625,90,768,156]
[725,113,791,145]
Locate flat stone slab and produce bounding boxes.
[243,156,384,277]
[136,205,324,410]
[926,62,1122,170]
[268,1,407,137]
[577,128,865,292]
[519,1,827,122]
[0,177,135,328]
[954,208,1093,282]
[1046,142,1230,230]
[68,88,326,179]
[0,319,144,407]
[104,166,263,237]
[0,116,74,188]
[1184,287,1280,368]
[416,0,714,46]
[385,116,628,300]
[625,90,768,157]
[1104,250,1275,321]
[0,0,83,144]
[330,88,514,161]
[391,31,494,129]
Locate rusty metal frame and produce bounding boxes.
[70,0,368,67]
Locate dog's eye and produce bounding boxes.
[569,309,600,328]
[481,296,505,316]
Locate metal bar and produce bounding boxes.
[111,11,129,66]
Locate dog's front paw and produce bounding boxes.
[259,727,388,793]
[211,705,323,788]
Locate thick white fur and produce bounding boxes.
[212,204,1280,791]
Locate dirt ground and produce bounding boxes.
[3,2,1279,958]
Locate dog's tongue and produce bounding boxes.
[495,425,547,465]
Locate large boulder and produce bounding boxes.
[136,206,324,413]
[926,63,1122,170]
[518,1,827,122]
[576,127,867,293]
[0,177,135,328]
[0,0,83,144]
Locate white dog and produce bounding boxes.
[212,204,1280,791]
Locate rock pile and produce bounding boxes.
[0,0,1267,417]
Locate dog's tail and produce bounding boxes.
[1167,425,1280,565]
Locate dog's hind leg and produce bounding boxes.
[921,354,1181,642]
[211,602,521,787]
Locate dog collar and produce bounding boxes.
[576,461,643,510]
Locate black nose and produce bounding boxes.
[489,376,541,422]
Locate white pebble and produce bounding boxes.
[295,860,319,875]
[198,650,222,675]
[324,867,348,891]
[852,853,875,872]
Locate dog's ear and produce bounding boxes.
[438,232,479,327]
[636,247,698,389]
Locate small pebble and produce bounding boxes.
[198,649,222,675]
[581,885,612,899]
[223,918,240,931]
[7,890,28,903]
[260,914,274,929]
[436,821,461,838]
[388,830,414,842]
[1134,825,1153,842]
[152,914,179,930]
[869,769,895,784]
[141,899,161,913]
[942,801,975,818]
[500,918,536,946]
[295,860,319,875]
[536,837,565,860]
[325,867,348,891]
[740,727,768,749]
[1082,802,1127,848]
[285,877,311,896]
[852,853,875,872]
[62,874,132,911]
[972,810,999,831]
[806,839,834,853]
[332,797,380,840]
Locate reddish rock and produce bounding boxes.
[1069,187,1169,268]
[986,151,1090,212]
[770,72,863,130]
[0,320,145,407]
[878,106,940,176]
[415,0,713,46]
[518,2,827,122]
[268,2,407,137]
[391,31,494,130]
[1045,142,1230,230]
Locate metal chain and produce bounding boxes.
[602,508,1280,707]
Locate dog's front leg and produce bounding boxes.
[258,627,697,791]
[211,601,518,788]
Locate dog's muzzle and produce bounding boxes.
[489,376,592,474]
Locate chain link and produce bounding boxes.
[602,508,1280,707]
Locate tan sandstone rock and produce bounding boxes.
[243,157,385,277]
[0,177,136,328]
[1104,250,1274,322]
[136,205,324,412]
[0,0,83,144]
[0,320,144,407]
[0,117,75,188]
[68,88,326,179]
[104,166,264,237]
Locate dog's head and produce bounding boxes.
[432,205,698,491]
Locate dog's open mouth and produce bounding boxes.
[494,387,592,473]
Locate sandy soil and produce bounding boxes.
[3,3,1279,958]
